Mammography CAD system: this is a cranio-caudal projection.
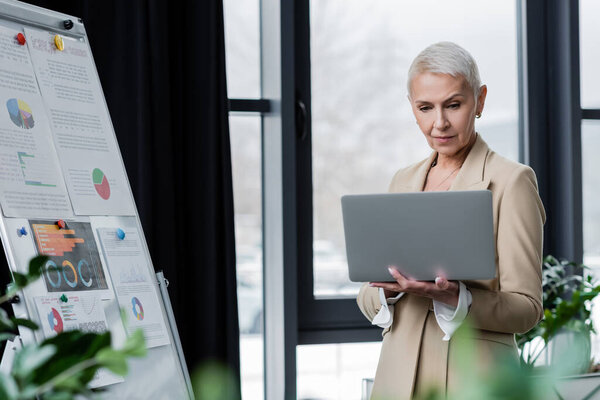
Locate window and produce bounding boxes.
[223,0,260,98]
[582,120,600,361]
[297,342,381,400]
[230,115,263,400]
[580,0,600,109]
[580,0,600,362]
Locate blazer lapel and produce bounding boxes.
[398,151,438,193]
[449,133,491,191]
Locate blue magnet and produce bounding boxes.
[116,228,125,240]
[17,227,27,237]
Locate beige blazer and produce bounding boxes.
[357,134,546,399]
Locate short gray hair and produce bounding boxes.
[407,42,481,99]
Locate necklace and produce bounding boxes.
[427,163,462,190]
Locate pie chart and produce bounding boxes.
[47,307,63,333]
[92,168,110,200]
[131,297,144,321]
[6,98,35,129]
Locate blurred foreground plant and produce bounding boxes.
[516,255,600,371]
[192,360,240,400]
[0,256,147,400]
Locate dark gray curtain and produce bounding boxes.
[22,0,241,392]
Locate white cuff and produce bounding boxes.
[433,281,472,341]
[372,288,404,329]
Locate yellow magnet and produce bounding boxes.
[54,34,64,51]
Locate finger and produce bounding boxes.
[369,282,402,292]
[435,277,449,290]
[446,281,460,296]
[387,266,408,283]
[403,280,433,295]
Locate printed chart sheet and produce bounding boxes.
[30,220,109,293]
[34,293,124,387]
[0,25,72,217]
[97,227,170,348]
[25,27,135,216]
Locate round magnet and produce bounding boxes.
[116,228,125,240]
[16,33,26,46]
[57,219,66,229]
[54,35,64,51]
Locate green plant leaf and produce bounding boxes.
[27,255,48,280]
[12,344,57,380]
[192,360,240,400]
[0,309,16,332]
[121,329,147,357]
[40,391,74,400]
[32,331,111,386]
[20,384,41,399]
[53,372,87,392]
[0,373,18,400]
[0,333,16,342]
[11,317,38,330]
[96,348,128,376]
[11,272,27,288]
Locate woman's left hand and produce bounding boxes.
[369,266,460,307]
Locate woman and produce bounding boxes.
[357,42,546,399]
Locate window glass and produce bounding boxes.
[580,0,600,108]
[297,342,381,400]
[311,0,519,298]
[582,120,600,362]
[223,0,261,98]
[230,115,263,399]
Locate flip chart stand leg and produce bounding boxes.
[156,271,194,399]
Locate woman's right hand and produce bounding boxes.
[369,266,460,307]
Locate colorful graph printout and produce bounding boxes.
[35,294,108,337]
[92,168,110,200]
[6,98,34,129]
[132,297,144,320]
[33,294,122,388]
[25,27,135,216]
[18,152,57,187]
[97,226,170,348]
[30,220,108,292]
[47,307,63,333]
[0,25,73,218]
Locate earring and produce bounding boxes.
[476,113,482,119]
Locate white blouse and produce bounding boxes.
[371,282,472,341]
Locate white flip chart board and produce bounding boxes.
[0,1,192,398]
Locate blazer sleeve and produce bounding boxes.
[467,166,546,334]
[357,283,383,322]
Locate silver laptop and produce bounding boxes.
[341,191,495,282]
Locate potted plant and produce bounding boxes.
[516,255,600,374]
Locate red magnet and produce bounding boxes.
[56,220,66,229]
[16,33,26,46]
